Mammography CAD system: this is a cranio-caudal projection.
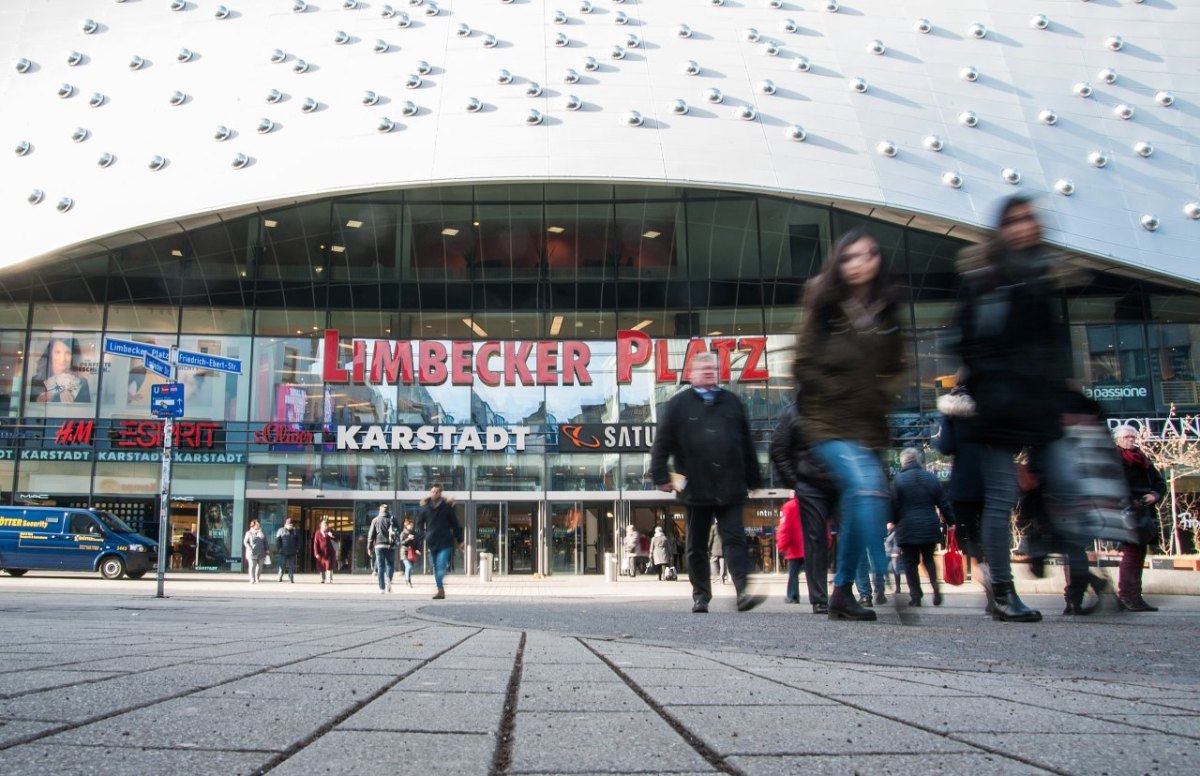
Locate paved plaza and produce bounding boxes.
[1,572,1198,775]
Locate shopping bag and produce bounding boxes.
[943,527,965,586]
[263,554,271,566]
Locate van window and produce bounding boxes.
[94,511,135,534]
[69,514,103,536]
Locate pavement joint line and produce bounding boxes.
[489,631,527,776]
[253,626,484,775]
[702,656,1078,776]
[0,622,461,754]
[577,638,744,776]
[17,741,281,755]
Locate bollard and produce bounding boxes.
[604,552,617,582]
[479,551,493,583]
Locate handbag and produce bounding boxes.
[1057,422,1136,544]
[942,527,965,586]
[406,547,417,562]
[263,554,271,566]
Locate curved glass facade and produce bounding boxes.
[1,184,1198,576]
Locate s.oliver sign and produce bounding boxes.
[320,330,770,387]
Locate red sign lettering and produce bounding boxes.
[113,421,220,449]
[55,420,94,446]
[253,423,313,445]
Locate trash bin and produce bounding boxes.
[478,552,493,583]
[604,552,617,583]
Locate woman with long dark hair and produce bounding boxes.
[30,335,91,403]
[793,229,906,621]
[951,194,1085,622]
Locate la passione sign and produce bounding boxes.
[320,329,770,386]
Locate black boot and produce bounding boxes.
[1087,573,1119,613]
[829,584,877,621]
[992,583,1042,623]
[1062,576,1090,615]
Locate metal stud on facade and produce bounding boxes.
[924,135,944,151]
[525,109,543,126]
[564,95,582,111]
[28,189,44,205]
[622,111,644,127]
[734,104,757,121]
[1054,179,1075,196]
[525,82,543,97]
[759,80,776,95]
[669,99,689,115]
[497,69,512,84]
[677,25,692,39]
[15,57,33,73]
[1088,152,1109,168]
[1002,168,1021,184]
[942,172,963,188]
[214,125,232,141]
[958,112,978,128]
[1115,104,1135,120]
[791,57,810,72]
[969,24,987,39]
[98,152,115,168]
[257,118,274,134]
[785,125,806,141]
[1106,36,1124,51]
[292,60,309,73]
[149,155,167,171]
[705,88,723,104]
[377,117,395,133]
[960,67,978,82]
[849,78,868,93]
[1134,141,1154,158]
[301,98,318,113]
[683,60,700,75]
[231,153,250,169]
[1073,82,1093,98]
[913,19,931,34]
[1184,202,1200,220]
[1098,68,1117,84]
[130,55,145,70]
[1031,15,1049,30]
[1156,91,1175,107]
[465,97,482,113]
[67,51,84,67]
[88,92,105,107]
[877,141,897,157]
[1039,110,1058,126]
[57,197,74,212]
[1141,215,1160,231]
[867,40,885,55]
[401,101,418,117]
[82,19,99,34]
[71,127,89,143]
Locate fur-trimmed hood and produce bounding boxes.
[419,495,456,507]
[937,392,976,418]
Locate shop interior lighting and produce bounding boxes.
[346,220,363,228]
[441,227,459,236]
[642,231,661,239]
[630,319,654,331]
[547,226,565,233]
[549,316,564,336]
[264,220,278,228]
[462,318,488,337]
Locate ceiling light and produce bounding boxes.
[547,226,565,234]
[631,319,653,331]
[462,318,488,337]
[441,228,459,236]
[550,316,564,335]
[171,249,184,257]
[346,220,363,228]
[331,245,346,253]
[264,220,278,228]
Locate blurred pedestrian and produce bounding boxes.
[891,448,954,606]
[776,496,805,604]
[399,517,418,588]
[242,519,267,584]
[313,518,337,584]
[1114,424,1166,612]
[651,352,765,614]
[936,381,990,610]
[770,401,838,613]
[793,229,906,622]
[708,521,727,584]
[417,484,463,600]
[622,524,640,577]
[274,516,300,583]
[650,526,671,580]
[367,503,400,594]
[952,194,1083,622]
[884,523,903,594]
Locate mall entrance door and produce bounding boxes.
[469,501,543,575]
[300,504,355,575]
[547,500,614,575]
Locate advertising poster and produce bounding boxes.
[27,332,98,406]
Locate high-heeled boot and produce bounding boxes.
[991,582,1042,622]
[828,584,877,621]
[976,561,996,615]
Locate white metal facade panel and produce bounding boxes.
[2,0,1197,280]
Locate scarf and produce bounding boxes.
[1120,447,1149,469]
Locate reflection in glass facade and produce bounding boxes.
[1,184,1198,574]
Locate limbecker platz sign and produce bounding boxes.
[320,330,770,387]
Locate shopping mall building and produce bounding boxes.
[2,1,1198,578]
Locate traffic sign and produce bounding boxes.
[150,383,185,419]
[176,349,242,375]
[104,338,170,362]
[143,353,172,379]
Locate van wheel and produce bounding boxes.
[99,556,127,580]
[4,569,28,577]
[125,571,147,580]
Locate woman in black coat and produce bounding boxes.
[1113,425,1167,612]
[891,448,954,606]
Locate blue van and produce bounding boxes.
[0,506,157,580]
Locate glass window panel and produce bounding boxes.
[545,340,617,423]
[697,308,762,338]
[93,462,160,496]
[614,199,684,279]
[249,336,325,423]
[329,310,402,339]
[247,453,320,489]
[475,183,545,203]
[0,302,29,328]
[260,202,333,281]
[1067,297,1123,324]
[473,382,546,426]
[472,312,543,340]
[170,465,245,495]
[330,201,400,283]
[915,330,958,413]
[185,219,251,287]
[1151,295,1200,323]
[255,309,325,337]
[545,201,615,279]
[685,195,760,280]
[475,202,542,281]
[831,212,906,282]
[764,303,801,334]
[405,202,474,281]
[1071,325,1154,413]
[619,453,654,490]
[471,452,542,491]
[178,334,251,421]
[548,454,619,491]
[758,197,829,282]
[31,303,103,330]
[106,305,179,333]
[1150,324,1200,408]
[0,460,13,498]
[902,230,969,300]
[98,331,177,420]
[911,301,958,329]
[17,460,92,494]
[398,455,467,490]
[25,331,100,419]
[0,330,25,418]
[182,307,253,335]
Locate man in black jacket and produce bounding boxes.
[650,353,764,613]
[769,401,837,613]
[274,516,301,583]
[416,484,462,600]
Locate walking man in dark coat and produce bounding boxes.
[650,352,765,613]
[416,483,462,600]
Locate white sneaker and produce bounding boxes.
[386,583,392,593]
[379,588,386,594]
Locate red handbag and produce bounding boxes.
[943,527,965,586]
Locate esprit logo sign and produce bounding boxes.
[320,329,770,387]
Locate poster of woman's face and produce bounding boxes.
[28,332,97,406]
[198,501,232,568]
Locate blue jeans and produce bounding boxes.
[401,557,414,584]
[785,558,803,602]
[277,554,296,581]
[855,552,886,598]
[811,440,890,588]
[432,545,452,589]
[374,547,395,590]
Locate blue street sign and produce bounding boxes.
[176,349,242,374]
[104,338,171,362]
[150,383,185,419]
[144,353,172,379]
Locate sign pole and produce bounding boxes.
[155,348,177,599]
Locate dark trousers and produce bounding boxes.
[794,482,832,606]
[901,544,939,600]
[1119,542,1148,601]
[785,558,804,602]
[686,502,749,602]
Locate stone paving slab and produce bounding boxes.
[194,673,392,702]
[519,662,622,683]
[517,680,647,712]
[197,646,336,666]
[0,719,62,748]
[0,669,119,697]
[955,732,1200,773]
[520,635,600,664]
[0,743,270,776]
[727,753,1053,775]
[843,696,1124,734]
[396,667,512,694]
[340,689,508,733]
[632,680,834,707]
[509,711,713,774]
[270,730,496,776]
[57,655,192,673]
[270,657,422,676]
[1026,677,1200,700]
[1093,713,1200,738]
[666,705,980,756]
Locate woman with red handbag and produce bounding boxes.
[891,447,955,606]
[399,517,419,588]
